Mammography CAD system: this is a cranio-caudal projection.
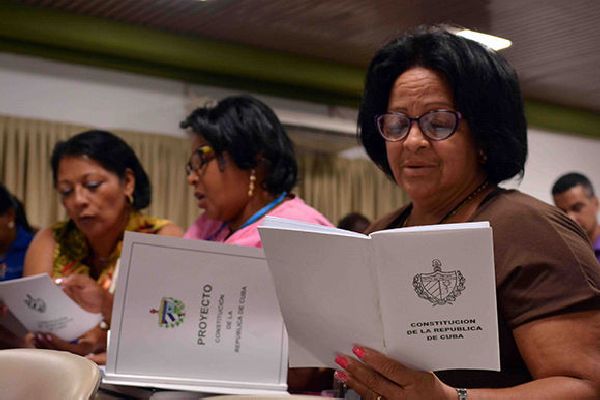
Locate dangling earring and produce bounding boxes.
[248,169,256,197]
[127,193,134,205]
[7,221,14,229]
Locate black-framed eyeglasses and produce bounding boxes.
[375,109,462,142]
[185,145,216,176]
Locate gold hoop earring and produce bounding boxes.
[127,194,134,205]
[248,169,256,197]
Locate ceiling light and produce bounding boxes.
[455,30,512,51]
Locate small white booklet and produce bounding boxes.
[259,217,500,372]
[104,232,288,395]
[0,273,103,341]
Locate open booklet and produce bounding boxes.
[259,217,500,372]
[104,232,288,395]
[0,273,103,341]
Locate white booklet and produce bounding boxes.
[0,273,103,341]
[104,232,288,395]
[259,217,500,372]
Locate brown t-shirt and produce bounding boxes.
[368,189,600,388]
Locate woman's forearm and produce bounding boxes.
[468,376,600,400]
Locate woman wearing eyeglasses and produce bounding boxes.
[181,95,333,393]
[333,26,600,399]
[181,95,332,247]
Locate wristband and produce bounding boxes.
[456,388,468,400]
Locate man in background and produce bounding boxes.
[552,172,600,262]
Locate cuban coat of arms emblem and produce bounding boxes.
[413,259,465,305]
[149,297,186,328]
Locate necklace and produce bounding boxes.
[206,192,288,241]
[403,180,489,227]
[438,180,489,224]
[238,192,287,230]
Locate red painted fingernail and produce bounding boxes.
[352,345,366,359]
[335,355,349,369]
[334,370,348,383]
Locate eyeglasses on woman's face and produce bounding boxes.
[185,145,216,176]
[375,109,462,142]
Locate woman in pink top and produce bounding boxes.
[180,95,332,248]
[181,95,334,393]
[184,196,330,248]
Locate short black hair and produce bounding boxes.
[552,172,595,197]
[50,130,151,210]
[358,25,528,184]
[337,212,371,233]
[180,95,297,195]
[0,182,14,215]
[0,183,33,232]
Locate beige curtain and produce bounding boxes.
[0,115,83,228]
[295,152,408,225]
[0,115,197,230]
[0,114,407,231]
[114,130,198,230]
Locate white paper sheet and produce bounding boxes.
[0,273,103,341]
[259,217,500,372]
[372,225,499,371]
[105,232,288,394]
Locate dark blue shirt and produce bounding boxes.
[0,225,34,281]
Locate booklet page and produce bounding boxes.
[260,219,500,372]
[259,224,385,367]
[0,274,102,341]
[261,216,366,238]
[106,232,287,392]
[373,224,500,371]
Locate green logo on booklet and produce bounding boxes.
[150,297,186,328]
[413,259,466,305]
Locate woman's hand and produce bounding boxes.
[61,274,105,313]
[335,345,456,400]
[61,274,113,323]
[31,325,107,358]
[86,351,107,365]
